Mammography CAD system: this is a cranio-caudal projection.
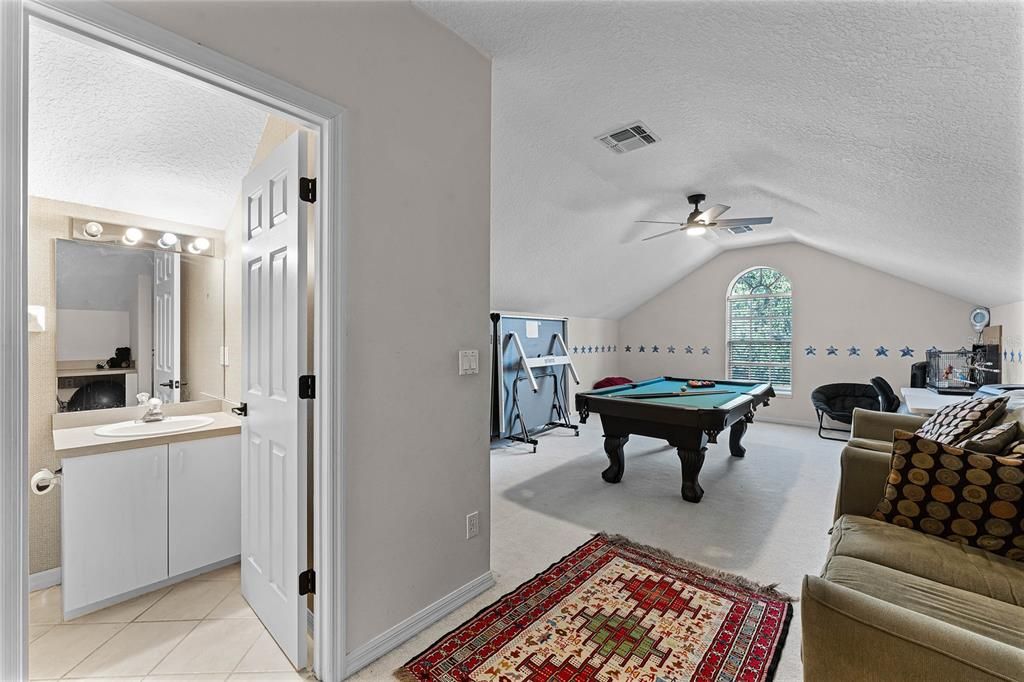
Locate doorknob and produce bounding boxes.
[159,381,174,388]
[231,402,248,417]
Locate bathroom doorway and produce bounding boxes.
[2,3,346,680]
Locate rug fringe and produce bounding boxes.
[394,666,422,682]
[597,532,796,602]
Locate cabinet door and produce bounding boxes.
[169,435,241,576]
[62,445,169,616]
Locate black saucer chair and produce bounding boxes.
[870,376,902,413]
[811,383,880,441]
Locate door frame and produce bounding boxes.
[0,2,348,679]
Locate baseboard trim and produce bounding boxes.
[29,567,61,592]
[758,416,818,429]
[344,571,496,677]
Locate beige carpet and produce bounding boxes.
[350,418,843,681]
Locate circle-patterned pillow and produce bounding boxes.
[915,395,1009,445]
[872,430,1024,561]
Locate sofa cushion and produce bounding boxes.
[958,421,1020,454]
[830,515,1024,607]
[915,395,1008,445]
[871,431,1024,561]
[821,555,1024,648]
[847,437,892,454]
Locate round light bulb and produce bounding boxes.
[685,226,707,237]
[83,221,104,238]
[122,227,143,245]
[187,237,211,254]
[157,232,179,249]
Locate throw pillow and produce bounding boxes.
[958,421,1020,454]
[872,430,1023,561]
[1003,440,1024,458]
[915,395,1009,445]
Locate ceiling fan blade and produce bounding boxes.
[641,227,685,241]
[712,216,774,228]
[635,220,685,225]
[695,204,730,224]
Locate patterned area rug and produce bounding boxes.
[398,534,793,681]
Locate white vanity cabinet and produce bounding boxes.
[61,434,241,619]
[62,445,169,616]
[168,435,241,575]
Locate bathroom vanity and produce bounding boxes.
[51,400,241,619]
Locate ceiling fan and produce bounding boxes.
[637,193,773,241]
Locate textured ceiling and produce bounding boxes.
[419,1,1024,318]
[29,22,268,230]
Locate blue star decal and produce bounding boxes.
[848,346,860,356]
[613,345,617,352]
[667,345,676,354]
[900,346,914,358]
[651,345,659,353]
[701,346,711,355]
[600,345,606,353]
[875,346,888,357]
[571,346,578,354]
[826,345,839,356]
[928,346,939,353]
[685,346,694,354]
[624,345,632,352]
[804,346,816,356]
[1005,350,1009,361]
[638,345,646,353]
[589,346,596,353]
[1018,350,1022,363]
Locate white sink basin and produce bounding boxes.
[94,415,216,438]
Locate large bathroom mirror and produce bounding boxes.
[55,238,225,412]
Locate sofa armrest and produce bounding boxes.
[801,575,1024,681]
[834,446,892,520]
[850,407,926,442]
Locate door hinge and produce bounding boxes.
[299,375,316,399]
[298,569,315,596]
[299,177,317,203]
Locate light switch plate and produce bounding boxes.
[459,349,479,375]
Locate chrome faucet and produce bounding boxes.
[140,397,165,423]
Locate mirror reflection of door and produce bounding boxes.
[153,251,181,403]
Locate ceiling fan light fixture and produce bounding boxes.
[685,226,707,237]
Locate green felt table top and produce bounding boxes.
[588,378,768,410]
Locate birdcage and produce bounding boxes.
[926,348,984,394]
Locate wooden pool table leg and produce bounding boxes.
[677,447,706,502]
[729,419,748,458]
[602,435,629,483]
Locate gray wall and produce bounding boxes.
[112,0,493,654]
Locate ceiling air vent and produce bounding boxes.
[727,225,755,235]
[596,121,659,154]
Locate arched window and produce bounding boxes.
[727,267,792,393]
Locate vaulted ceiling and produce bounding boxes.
[419,1,1024,318]
[28,22,268,230]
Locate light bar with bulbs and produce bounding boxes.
[70,219,220,258]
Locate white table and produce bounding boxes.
[900,387,971,416]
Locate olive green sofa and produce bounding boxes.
[801,408,1024,681]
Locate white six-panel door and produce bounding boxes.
[153,251,181,403]
[240,130,309,670]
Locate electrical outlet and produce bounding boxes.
[466,511,479,539]
[458,349,479,376]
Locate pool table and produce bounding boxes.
[575,377,775,502]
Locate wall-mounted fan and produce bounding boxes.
[637,193,774,241]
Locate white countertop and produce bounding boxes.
[53,410,241,458]
[900,387,971,416]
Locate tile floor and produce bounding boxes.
[29,561,314,681]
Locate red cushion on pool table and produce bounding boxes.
[593,376,634,389]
